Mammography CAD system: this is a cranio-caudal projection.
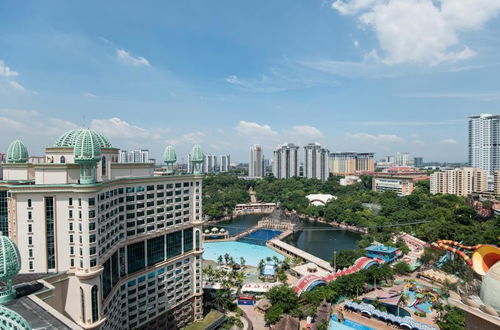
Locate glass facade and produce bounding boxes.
[91,286,99,323]
[166,231,182,259]
[147,236,165,267]
[45,197,55,269]
[127,241,145,274]
[0,191,7,235]
[102,259,112,299]
[183,229,193,253]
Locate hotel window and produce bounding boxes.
[78,198,82,207]
[70,247,74,255]
[29,261,33,270]
[71,259,74,267]
[88,197,95,206]
[79,211,82,219]
[91,285,99,322]
[167,231,182,259]
[28,249,33,258]
[69,223,73,231]
[28,224,32,233]
[27,199,32,208]
[28,237,32,245]
[147,236,165,266]
[69,198,73,206]
[69,235,73,243]
[69,210,73,218]
[28,211,32,220]
[127,241,145,274]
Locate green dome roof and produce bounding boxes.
[0,236,21,281]
[163,145,177,163]
[73,129,102,163]
[6,140,28,164]
[0,305,31,330]
[190,144,204,162]
[54,129,112,148]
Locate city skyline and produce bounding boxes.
[2,2,500,162]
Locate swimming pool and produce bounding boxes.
[405,286,433,314]
[329,315,374,330]
[203,241,284,266]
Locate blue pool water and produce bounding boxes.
[329,315,374,330]
[405,288,433,314]
[203,241,284,266]
[238,229,282,245]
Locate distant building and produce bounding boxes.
[329,152,374,175]
[203,154,218,173]
[414,157,424,167]
[430,168,488,196]
[249,144,264,178]
[118,149,151,163]
[364,245,400,263]
[303,143,329,182]
[220,154,230,172]
[395,152,411,166]
[272,143,299,179]
[373,172,429,196]
[469,114,500,175]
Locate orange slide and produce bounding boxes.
[433,240,500,276]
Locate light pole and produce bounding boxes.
[333,250,337,273]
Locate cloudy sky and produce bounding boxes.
[1,1,500,163]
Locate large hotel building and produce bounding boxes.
[0,129,204,329]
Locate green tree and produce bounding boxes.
[437,307,465,330]
[333,249,363,269]
[393,262,412,275]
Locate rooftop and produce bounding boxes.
[365,245,398,254]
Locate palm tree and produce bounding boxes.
[217,255,224,265]
[258,259,265,275]
[239,257,246,268]
[224,253,230,264]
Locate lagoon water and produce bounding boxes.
[208,214,361,262]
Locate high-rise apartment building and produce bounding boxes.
[203,154,218,173]
[219,154,230,172]
[303,143,329,182]
[395,152,411,166]
[0,130,204,329]
[329,152,374,175]
[430,168,488,196]
[119,149,151,163]
[469,114,500,175]
[272,143,299,179]
[414,157,424,168]
[249,144,264,177]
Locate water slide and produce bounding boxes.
[294,257,382,295]
[432,240,500,276]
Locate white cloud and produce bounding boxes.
[83,92,97,98]
[91,117,151,139]
[0,60,18,77]
[353,40,360,48]
[332,0,500,65]
[8,81,25,91]
[356,119,463,126]
[413,139,425,145]
[292,125,323,138]
[116,49,151,67]
[235,120,278,136]
[346,132,405,144]
[440,138,458,144]
[167,131,205,146]
[403,92,500,101]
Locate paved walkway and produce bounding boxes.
[239,305,268,330]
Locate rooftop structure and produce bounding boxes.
[163,145,177,174]
[6,140,28,164]
[0,236,21,303]
[364,245,400,263]
[306,193,336,206]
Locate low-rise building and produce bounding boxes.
[339,175,361,186]
[372,173,429,196]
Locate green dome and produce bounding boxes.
[190,144,204,162]
[0,305,31,330]
[163,145,177,163]
[54,129,112,148]
[0,236,21,281]
[6,140,28,163]
[73,129,102,163]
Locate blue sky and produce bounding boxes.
[1,0,500,163]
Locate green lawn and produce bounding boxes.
[185,310,226,330]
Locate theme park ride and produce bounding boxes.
[432,240,500,276]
